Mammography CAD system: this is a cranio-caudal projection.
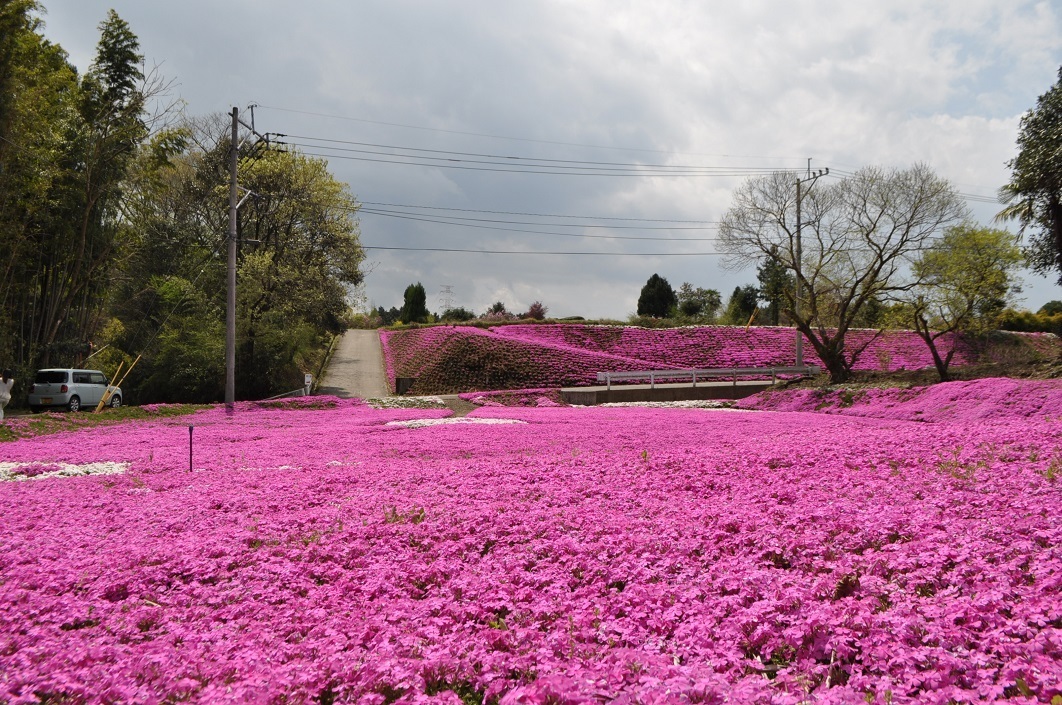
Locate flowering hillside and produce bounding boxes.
[1,390,1060,703]
[737,377,1062,423]
[380,324,999,394]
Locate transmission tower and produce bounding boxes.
[439,285,455,311]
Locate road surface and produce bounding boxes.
[317,329,390,399]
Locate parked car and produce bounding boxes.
[27,369,122,413]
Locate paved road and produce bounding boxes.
[317,329,390,399]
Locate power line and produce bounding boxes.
[286,146,782,178]
[359,206,717,231]
[363,246,722,256]
[355,209,721,241]
[359,200,715,224]
[256,104,803,162]
[277,134,788,174]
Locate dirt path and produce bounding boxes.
[438,395,477,418]
[318,330,390,399]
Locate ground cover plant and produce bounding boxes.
[378,324,1037,394]
[1,383,1060,703]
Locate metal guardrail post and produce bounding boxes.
[692,370,697,387]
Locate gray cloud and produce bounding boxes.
[41,0,1062,316]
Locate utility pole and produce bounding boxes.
[794,166,828,368]
[226,108,238,406]
[225,106,270,407]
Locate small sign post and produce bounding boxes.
[304,373,313,396]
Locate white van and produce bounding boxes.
[27,369,122,412]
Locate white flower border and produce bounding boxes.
[385,418,527,429]
[0,461,129,482]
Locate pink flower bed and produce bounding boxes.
[380,325,1003,394]
[738,377,1062,423]
[379,326,684,394]
[1,388,1060,702]
[458,388,566,408]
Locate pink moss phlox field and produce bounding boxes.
[738,377,1062,424]
[2,385,1061,703]
[379,325,1004,394]
[459,388,567,408]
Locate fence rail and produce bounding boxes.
[596,366,821,390]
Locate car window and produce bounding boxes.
[35,371,68,384]
[73,372,91,384]
[90,373,107,385]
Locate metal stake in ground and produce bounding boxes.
[189,425,193,472]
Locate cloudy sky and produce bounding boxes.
[40,0,1062,318]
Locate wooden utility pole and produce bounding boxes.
[226,107,239,406]
[794,166,828,368]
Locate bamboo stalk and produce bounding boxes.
[94,356,140,413]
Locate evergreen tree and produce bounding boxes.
[756,247,793,325]
[636,273,677,317]
[998,67,1062,283]
[400,283,429,323]
[723,285,760,325]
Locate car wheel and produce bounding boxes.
[108,394,122,408]
[67,395,81,412]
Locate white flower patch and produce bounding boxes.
[385,418,528,429]
[0,461,129,482]
[594,401,757,411]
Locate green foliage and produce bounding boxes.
[723,285,759,325]
[756,247,793,325]
[720,164,970,382]
[997,308,1062,336]
[637,273,677,318]
[0,403,206,443]
[675,283,721,321]
[998,66,1062,283]
[1039,300,1062,316]
[399,283,429,324]
[115,117,364,403]
[440,307,475,322]
[0,11,361,404]
[902,224,1024,380]
[524,301,548,320]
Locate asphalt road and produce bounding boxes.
[317,329,390,399]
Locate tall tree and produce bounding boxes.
[400,283,429,324]
[0,1,81,369]
[899,225,1023,381]
[722,285,759,325]
[719,165,969,382]
[998,67,1062,283]
[637,273,676,318]
[116,115,364,402]
[42,11,148,360]
[676,282,722,321]
[756,246,793,325]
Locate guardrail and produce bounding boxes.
[596,366,821,390]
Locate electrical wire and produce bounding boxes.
[256,104,803,161]
[277,134,788,174]
[363,246,722,256]
[356,209,720,241]
[358,200,715,224]
[358,205,718,231]
[285,146,782,177]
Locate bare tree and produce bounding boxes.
[719,164,969,382]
